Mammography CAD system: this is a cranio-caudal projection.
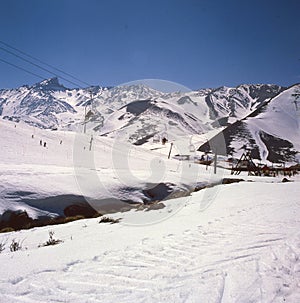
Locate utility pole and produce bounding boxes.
[168,143,173,159]
[214,149,217,174]
[89,134,93,151]
[84,91,93,134]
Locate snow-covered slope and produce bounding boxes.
[0,79,160,131]
[0,176,300,302]
[199,84,300,163]
[0,78,80,129]
[0,78,284,143]
[3,78,298,160]
[204,84,285,121]
[99,98,212,144]
[0,118,226,223]
[97,83,285,144]
[1,82,300,303]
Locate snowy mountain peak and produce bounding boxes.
[0,80,290,147]
[34,77,66,91]
[199,83,300,163]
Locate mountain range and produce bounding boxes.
[198,84,300,163]
[1,78,299,162]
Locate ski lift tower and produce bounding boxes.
[231,151,258,175]
[83,91,93,134]
[189,135,196,152]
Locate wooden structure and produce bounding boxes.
[231,152,258,175]
[195,154,212,166]
[195,159,212,166]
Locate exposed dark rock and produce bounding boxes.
[136,201,166,211]
[64,203,99,218]
[248,84,285,104]
[194,184,207,192]
[146,202,166,211]
[0,210,33,230]
[198,85,298,162]
[259,131,297,163]
[0,204,101,232]
[222,178,244,184]
[143,183,175,202]
[198,120,260,159]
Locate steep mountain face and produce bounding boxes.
[0,78,165,131]
[0,78,286,145]
[198,84,300,163]
[202,84,284,122]
[98,98,211,144]
[0,78,82,129]
[96,83,285,144]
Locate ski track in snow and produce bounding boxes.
[1,184,300,303]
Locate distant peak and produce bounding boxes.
[34,77,66,90]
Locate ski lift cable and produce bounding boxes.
[0,46,86,88]
[0,40,92,88]
[0,57,97,135]
[0,57,46,80]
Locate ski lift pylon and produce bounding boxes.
[189,144,195,152]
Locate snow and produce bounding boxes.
[240,85,300,162]
[0,79,284,147]
[0,179,300,302]
[0,106,300,302]
[209,84,300,163]
[248,85,300,149]
[0,119,225,218]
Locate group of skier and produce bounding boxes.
[31,134,62,148]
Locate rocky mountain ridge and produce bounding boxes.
[0,78,285,146]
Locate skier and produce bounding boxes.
[162,137,168,145]
[40,140,42,146]
[43,142,47,148]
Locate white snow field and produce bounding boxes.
[0,119,225,218]
[0,119,300,302]
[0,179,300,302]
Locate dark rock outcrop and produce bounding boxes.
[64,203,99,218]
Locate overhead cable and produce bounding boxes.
[0,45,88,88]
[0,57,46,81]
[0,40,92,87]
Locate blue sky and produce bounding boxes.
[0,0,299,90]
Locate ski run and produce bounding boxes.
[0,118,299,302]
